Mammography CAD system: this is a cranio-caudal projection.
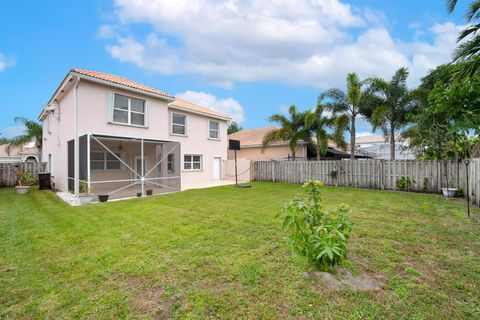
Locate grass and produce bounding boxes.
[0,182,479,319]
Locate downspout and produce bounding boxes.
[74,76,80,198]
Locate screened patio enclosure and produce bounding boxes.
[68,134,181,200]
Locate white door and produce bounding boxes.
[213,157,221,180]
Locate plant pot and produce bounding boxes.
[15,186,30,194]
[79,194,95,205]
[98,195,109,203]
[146,189,153,196]
[441,188,457,198]
[137,192,142,197]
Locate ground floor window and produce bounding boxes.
[184,154,202,171]
[91,151,122,170]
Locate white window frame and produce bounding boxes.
[208,120,220,140]
[183,154,203,171]
[110,93,147,128]
[171,112,187,136]
[90,150,123,171]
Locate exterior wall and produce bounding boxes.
[41,79,228,192]
[42,83,75,191]
[227,144,306,161]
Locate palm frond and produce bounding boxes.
[466,0,480,21]
[447,0,459,13]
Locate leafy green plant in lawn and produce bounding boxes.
[279,180,352,268]
[16,171,35,186]
[395,177,415,192]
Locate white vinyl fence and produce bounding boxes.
[0,162,47,187]
[252,159,480,206]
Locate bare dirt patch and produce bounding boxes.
[120,276,179,320]
[304,267,382,291]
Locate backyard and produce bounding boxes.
[0,183,479,319]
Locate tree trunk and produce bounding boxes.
[350,116,356,160]
[390,126,395,160]
[317,145,321,161]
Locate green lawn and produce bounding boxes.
[0,183,479,319]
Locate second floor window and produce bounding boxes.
[112,93,146,126]
[171,113,186,135]
[209,120,219,139]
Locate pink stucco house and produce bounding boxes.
[39,69,230,200]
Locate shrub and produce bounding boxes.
[395,177,415,192]
[279,180,352,268]
[16,171,35,186]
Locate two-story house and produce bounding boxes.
[38,69,230,200]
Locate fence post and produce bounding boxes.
[272,160,275,182]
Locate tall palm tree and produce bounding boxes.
[304,104,347,160]
[318,73,368,159]
[448,0,480,77]
[262,105,310,160]
[365,67,417,160]
[6,117,43,155]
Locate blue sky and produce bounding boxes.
[0,0,468,139]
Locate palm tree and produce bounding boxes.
[365,67,417,160]
[318,73,368,159]
[447,0,480,77]
[6,117,43,155]
[304,104,347,160]
[262,105,310,160]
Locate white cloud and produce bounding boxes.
[1,125,25,138]
[0,53,15,72]
[103,0,460,88]
[176,90,245,123]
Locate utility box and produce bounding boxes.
[38,173,52,190]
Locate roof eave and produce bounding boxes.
[168,104,230,121]
[69,71,175,102]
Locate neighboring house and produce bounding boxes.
[355,134,414,160]
[38,68,230,200]
[0,144,39,163]
[227,127,356,161]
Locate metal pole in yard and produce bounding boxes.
[141,138,145,196]
[235,149,238,187]
[465,160,470,217]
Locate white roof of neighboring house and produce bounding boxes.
[355,134,387,144]
[355,134,407,145]
[39,68,231,121]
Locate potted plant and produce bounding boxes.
[146,189,153,196]
[441,188,458,198]
[98,194,109,203]
[15,171,35,194]
[137,192,142,197]
[79,181,95,205]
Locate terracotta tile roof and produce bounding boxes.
[228,126,341,149]
[19,146,39,155]
[169,98,230,120]
[71,68,174,99]
[0,144,39,157]
[228,127,278,146]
